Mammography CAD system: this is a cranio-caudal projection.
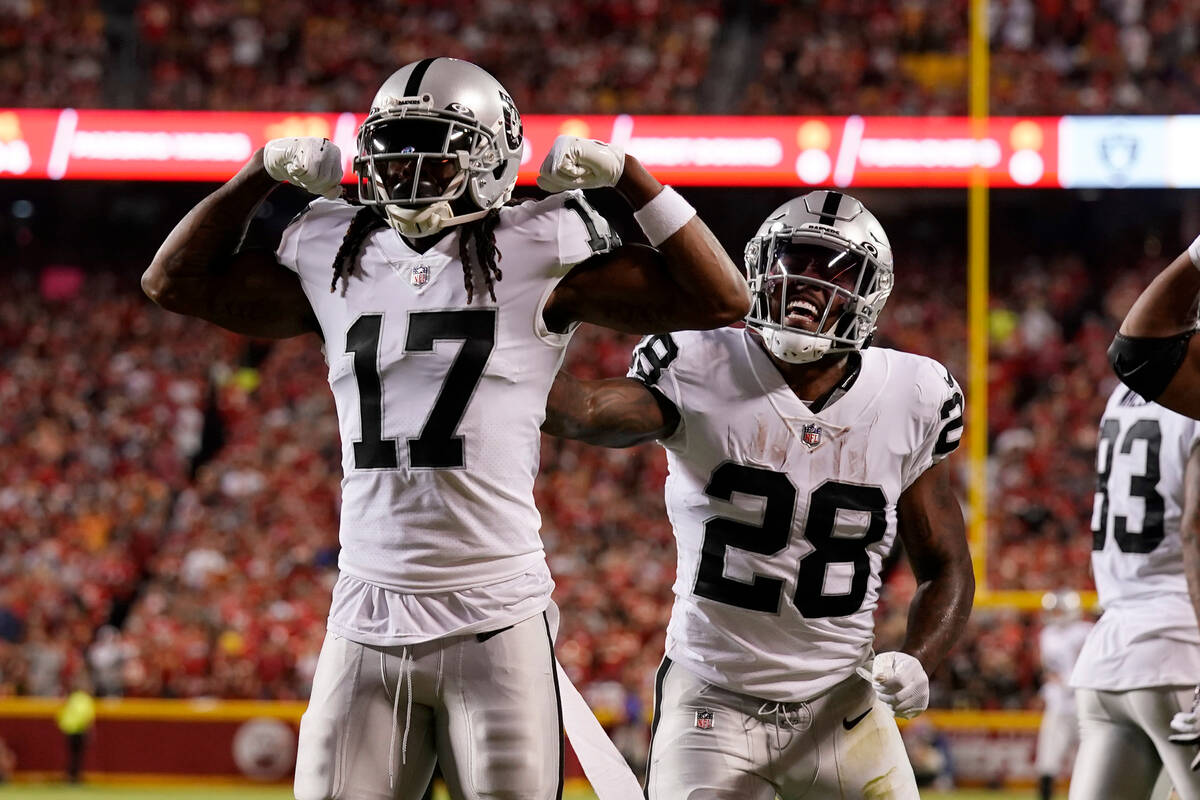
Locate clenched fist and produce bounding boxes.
[537,135,625,192]
[263,137,344,199]
[870,651,930,719]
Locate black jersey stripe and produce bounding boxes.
[818,190,844,225]
[404,57,438,97]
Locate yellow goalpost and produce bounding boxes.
[964,0,1097,612]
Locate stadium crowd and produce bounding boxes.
[3,0,1199,114]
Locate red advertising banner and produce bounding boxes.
[0,109,1059,188]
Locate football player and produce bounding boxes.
[1067,385,1200,799]
[1111,234,1200,772]
[141,57,750,800]
[542,191,975,799]
[1034,590,1092,800]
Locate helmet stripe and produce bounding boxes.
[818,191,843,225]
[404,57,438,97]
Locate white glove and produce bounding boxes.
[1171,708,1200,745]
[870,651,930,720]
[537,135,625,192]
[1170,687,1200,772]
[263,137,344,199]
[1171,707,1200,771]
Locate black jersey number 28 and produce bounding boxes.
[694,462,887,618]
[345,310,496,470]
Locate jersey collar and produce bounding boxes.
[741,330,883,426]
[377,225,461,263]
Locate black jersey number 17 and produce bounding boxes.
[345,310,496,470]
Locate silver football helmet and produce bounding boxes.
[743,191,894,364]
[354,57,524,238]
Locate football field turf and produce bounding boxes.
[0,786,1034,800]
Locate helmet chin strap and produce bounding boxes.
[384,202,490,238]
[761,327,833,364]
[375,167,492,239]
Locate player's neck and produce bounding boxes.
[750,331,854,406]
[400,227,454,254]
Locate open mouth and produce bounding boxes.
[785,295,825,328]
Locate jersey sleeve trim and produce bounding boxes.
[900,357,964,493]
[627,334,689,451]
[645,384,685,447]
[556,190,620,268]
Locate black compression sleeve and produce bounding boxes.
[1108,330,1196,400]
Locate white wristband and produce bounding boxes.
[1188,232,1200,270]
[633,186,696,247]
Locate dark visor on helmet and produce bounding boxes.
[766,242,868,293]
[356,118,480,204]
[364,118,477,156]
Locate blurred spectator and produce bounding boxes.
[132,0,722,114]
[742,0,1200,115]
[87,625,131,698]
[0,1,107,109]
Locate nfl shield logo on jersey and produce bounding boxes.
[411,264,430,288]
[801,423,822,450]
[694,710,715,730]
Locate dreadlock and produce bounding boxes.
[330,205,506,303]
[330,206,387,295]
[458,207,504,305]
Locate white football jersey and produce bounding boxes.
[1071,385,1200,691]
[628,328,964,702]
[276,191,616,600]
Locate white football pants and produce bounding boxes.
[294,613,562,800]
[644,658,918,799]
[1069,686,1199,800]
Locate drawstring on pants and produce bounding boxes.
[756,701,812,753]
[386,646,415,790]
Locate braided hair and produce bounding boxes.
[329,205,504,304]
[330,206,387,295]
[457,207,503,305]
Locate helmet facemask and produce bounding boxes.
[354,98,506,238]
[745,232,892,364]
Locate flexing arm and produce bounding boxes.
[542,372,679,447]
[542,147,751,334]
[1112,249,1200,418]
[895,459,976,673]
[141,148,317,339]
